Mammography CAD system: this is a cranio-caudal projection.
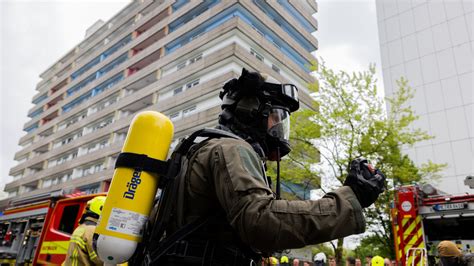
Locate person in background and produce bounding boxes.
[346,257,356,266]
[63,196,106,266]
[293,258,300,266]
[371,256,385,266]
[355,258,362,266]
[314,252,327,266]
[437,240,467,266]
[384,258,392,266]
[365,256,373,266]
[280,255,290,266]
[328,256,337,266]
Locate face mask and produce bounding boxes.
[267,108,290,141]
[265,107,291,161]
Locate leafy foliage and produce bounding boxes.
[270,59,444,264]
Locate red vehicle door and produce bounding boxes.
[35,194,101,265]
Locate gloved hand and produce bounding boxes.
[343,158,386,208]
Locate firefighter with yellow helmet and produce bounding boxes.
[63,196,106,266]
[371,255,385,266]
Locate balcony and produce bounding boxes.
[136,7,170,35]
[127,48,162,76]
[132,28,166,56]
[40,110,59,126]
[46,95,63,110]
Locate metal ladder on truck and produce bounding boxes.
[406,248,428,266]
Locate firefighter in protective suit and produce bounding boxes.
[156,69,386,265]
[63,196,106,266]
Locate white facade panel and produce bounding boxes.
[446,107,469,141]
[433,142,456,177]
[388,40,404,65]
[466,12,473,41]
[398,0,412,13]
[399,9,416,36]
[448,16,470,46]
[451,139,473,175]
[413,4,431,31]
[440,76,463,109]
[405,59,423,87]
[416,28,435,57]
[402,35,419,61]
[377,0,473,194]
[411,84,427,115]
[462,0,473,12]
[432,22,453,52]
[429,111,450,143]
[386,16,401,42]
[390,64,406,86]
[453,42,472,75]
[436,48,457,80]
[420,54,439,83]
[458,72,473,104]
[427,1,447,25]
[444,1,465,20]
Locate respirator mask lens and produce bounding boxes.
[267,108,290,141]
[283,84,298,102]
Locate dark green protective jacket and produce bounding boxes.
[174,137,365,253]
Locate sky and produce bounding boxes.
[0,0,383,192]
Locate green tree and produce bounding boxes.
[353,235,392,260]
[270,60,444,265]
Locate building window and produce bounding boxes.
[251,25,264,36]
[272,64,280,73]
[169,112,180,121]
[250,48,264,61]
[183,105,197,117]
[173,87,183,95]
[186,79,200,89]
[58,204,80,234]
[189,54,202,64]
[177,62,186,70]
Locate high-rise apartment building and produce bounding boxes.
[376,0,472,193]
[2,0,318,205]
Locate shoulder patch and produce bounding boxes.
[238,146,265,182]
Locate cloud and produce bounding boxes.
[317,44,366,73]
[0,1,128,189]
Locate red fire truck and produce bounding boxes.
[391,182,474,265]
[0,192,106,265]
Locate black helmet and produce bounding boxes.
[218,68,299,160]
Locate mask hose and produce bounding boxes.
[276,147,281,199]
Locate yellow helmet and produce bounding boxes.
[87,196,106,216]
[281,255,289,263]
[371,256,384,266]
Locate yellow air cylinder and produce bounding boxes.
[94,111,173,264]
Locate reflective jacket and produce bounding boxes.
[63,217,103,266]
